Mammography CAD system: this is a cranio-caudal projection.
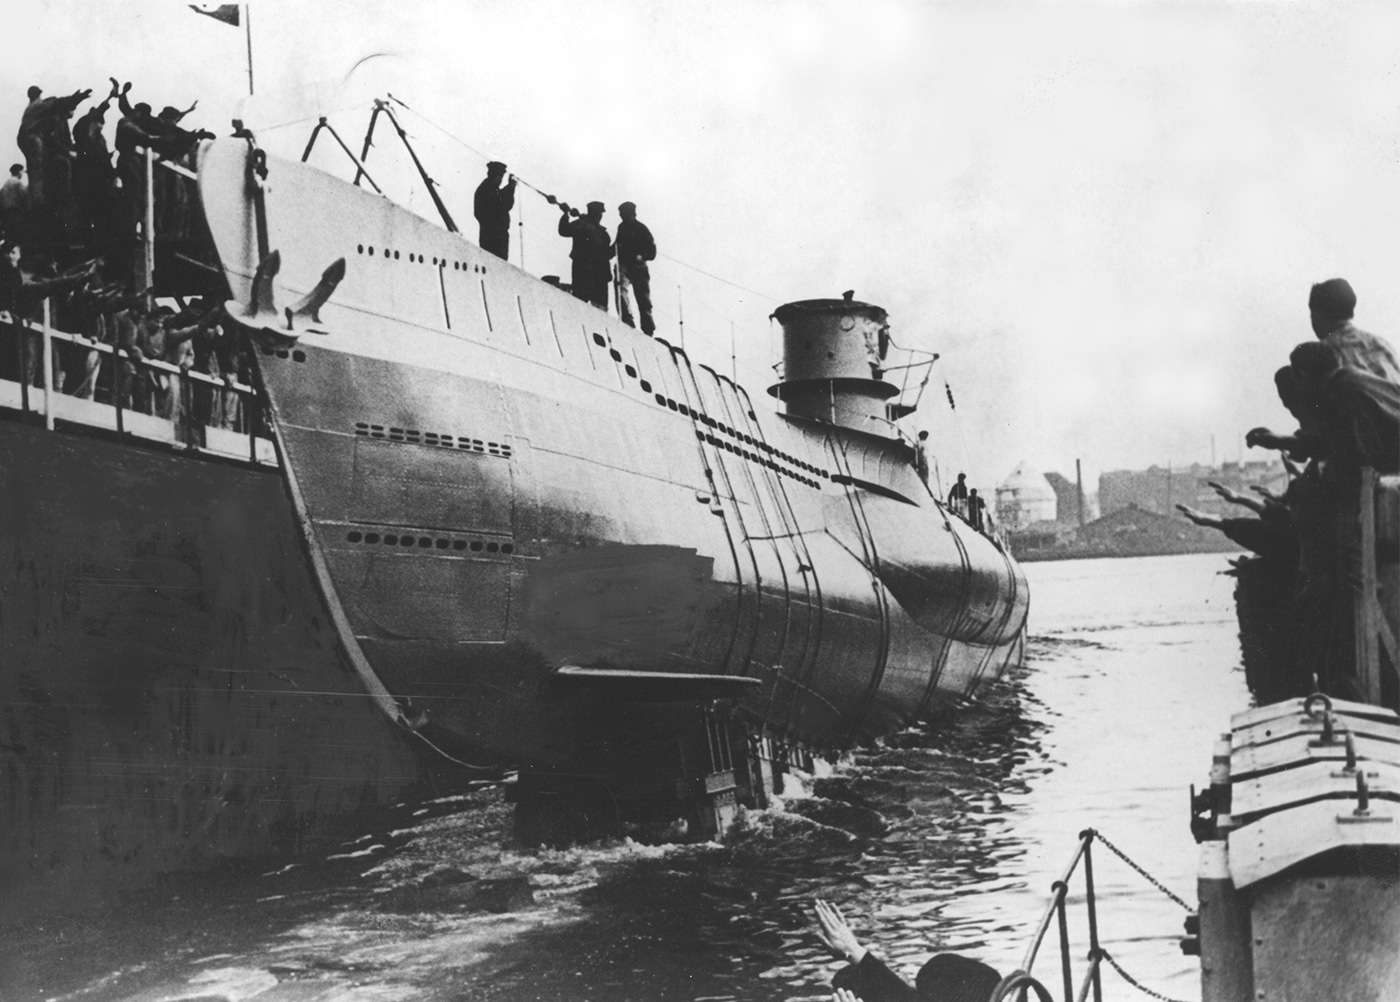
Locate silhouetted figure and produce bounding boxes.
[912,431,930,488]
[614,201,656,335]
[473,161,516,261]
[968,488,986,531]
[0,165,26,238]
[947,471,968,513]
[1247,277,1400,477]
[16,85,91,220]
[558,201,613,309]
[1176,504,1296,566]
[814,899,1000,1002]
[72,96,119,244]
[113,82,165,233]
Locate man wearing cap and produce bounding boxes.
[558,200,613,309]
[1246,278,1399,471]
[614,201,656,335]
[474,161,516,261]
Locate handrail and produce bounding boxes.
[3,309,273,466]
[991,828,1104,1002]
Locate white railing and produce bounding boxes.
[2,310,277,466]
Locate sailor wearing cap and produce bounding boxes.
[557,199,613,309]
[614,201,656,335]
[474,161,517,260]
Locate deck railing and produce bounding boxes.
[1,306,276,466]
[990,828,1105,1002]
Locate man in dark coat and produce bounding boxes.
[815,900,1001,1002]
[558,200,613,309]
[614,200,656,334]
[16,85,91,215]
[473,161,516,261]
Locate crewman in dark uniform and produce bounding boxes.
[614,200,656,334]
[558,200,612,309]
[947,471,968,513]
[968,488,986,531]
[473,161,516,261]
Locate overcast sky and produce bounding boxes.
[9,1,1399,491]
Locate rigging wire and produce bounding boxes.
[385,97,785,303]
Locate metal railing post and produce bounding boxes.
[1081,833,1103,1002]
[1054,884,1073,1002]
[113,348,126,433]
[143,146,156,306]
[41,299,54,430]
[18,316,30,413]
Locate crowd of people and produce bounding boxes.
[473,162,658,336]
[1179,277,1399,699]
[1,79,253,436]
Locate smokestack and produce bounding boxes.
[1076,459,1085,531]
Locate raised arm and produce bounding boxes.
[814,899,868,965]
[1207,481,1268,516]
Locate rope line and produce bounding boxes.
[1094,831,1193,911]
[1100,950,1194,1002]
[386,98,786,301]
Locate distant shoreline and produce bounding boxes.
[1014,544,1244,563]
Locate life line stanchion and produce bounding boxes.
[42,299,54,431]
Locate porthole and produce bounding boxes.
[486,542,499,553]
[625,365,636,378]
[368,246,375,255]
[400,536,415,547]
[384,534,398,545]
[470,540,484,552]
[347,531,363,542]
[501,543,514,554]
[419,537,432,548]
[593,333,607,347]
[640,379,652,392]
[393,250,400,260]
[452,540,467,550]
[435,539,449,549]
[655,393,666,406]
[383,248,390,258]
[357,244,364,254]
[365,533,380,543]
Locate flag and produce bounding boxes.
[190,4,240,26]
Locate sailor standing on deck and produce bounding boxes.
[614,201,656,335]
[473,161,516,261]
[558,200,613,309]
[947,471,968,513]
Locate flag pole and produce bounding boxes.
[244,5,255,96]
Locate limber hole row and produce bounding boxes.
[589,330,832,486]
[344,529,514,555]
[354,422,512,457]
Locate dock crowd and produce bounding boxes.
[1177,278,1399,699]
[1,77,255,433]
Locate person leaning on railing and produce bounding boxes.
[814,899,1001,1002]
[0,238,97,387]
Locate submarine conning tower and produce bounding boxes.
[767,292,903,433]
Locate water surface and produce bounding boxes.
[15,552,1247,1002]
